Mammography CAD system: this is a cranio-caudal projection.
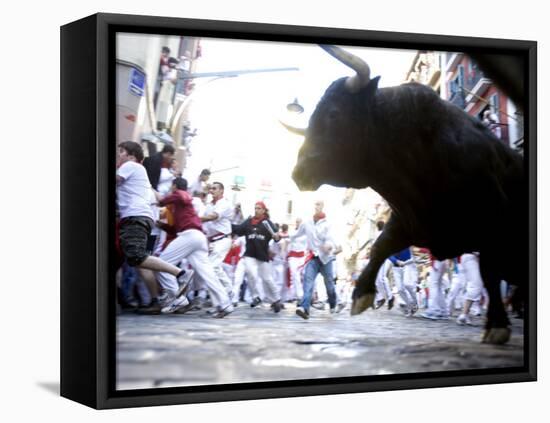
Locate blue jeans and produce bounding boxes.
[300,257,337,312]
[121,261,138,301]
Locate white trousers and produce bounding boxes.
[461,253,483,302]
[222,260,246,301]
[272,261,288,301]
[427,259,448,314]
[208,237,233,295]
[157,229,230,308]
[288,256,305,300]
[393,262,418,308]
[375,259,393,302]
[243,256,280,303]
[446,272,465,314]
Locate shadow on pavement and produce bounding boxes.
[37,382,60,396]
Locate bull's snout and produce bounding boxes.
[292,157,320,191]
[291,163,304,188]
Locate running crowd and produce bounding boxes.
[116,140,520,324]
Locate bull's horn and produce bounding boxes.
[278,119,306,137]
[320,44,371,93]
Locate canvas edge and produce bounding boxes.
[58,12,537,410]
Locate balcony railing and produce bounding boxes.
[464,71,483,92]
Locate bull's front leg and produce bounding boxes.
[351,215,409,315]
[479,251,511,344]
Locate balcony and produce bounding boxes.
[464,75,492,103]
[445,52,464,72]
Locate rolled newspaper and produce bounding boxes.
[261,220,277,236]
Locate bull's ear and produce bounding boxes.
[364,75,381,99]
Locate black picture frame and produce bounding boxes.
[61,12,537,409]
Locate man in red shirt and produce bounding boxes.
[152,177,233,318]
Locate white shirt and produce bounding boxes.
[291,217,335,264]
[269,238,287,264]
[116,161,154,220]
[288,231,307,253]
[191,197,207,218]
[157,167,174,196]
[188,178,205,195]
[203,197,232,237]
[149,189,161,235]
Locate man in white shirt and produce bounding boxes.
[201,181,234,300]
[116,141,191,314]
[188,168,211,195]
[291,200,338,319]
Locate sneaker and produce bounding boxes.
[120,296,139,310]
[420,310,440,320]
[161,295,190,314]
[271,300,283,313]
[387,297,395,310]
[189,297,204,311]
[312,301,325,310]
[410,303,419,315]
[157,291,174,306]
[173,302,194,314]
[456,313,473,326]
[296,306,309,320]
[336,303,346,313]
[136,298,162,315]
[228,291,238,307]
[375,298,386,309]
[176,269,195,297]
[250,297,262,307]
[421,310,449,320]
[212,304,234,318]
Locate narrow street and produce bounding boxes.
[117,303,524,390]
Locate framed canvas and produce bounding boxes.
[60,13,537,409]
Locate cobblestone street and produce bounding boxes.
[116,302,524,390]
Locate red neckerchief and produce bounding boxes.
[251,214,267,226]
[313,212,326,223]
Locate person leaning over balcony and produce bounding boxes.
[116,141,191,314]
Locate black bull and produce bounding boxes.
[289,47,526,345]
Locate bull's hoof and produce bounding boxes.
[481,327,511,345]
[351,293,375,316]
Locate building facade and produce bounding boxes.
[116,33,201,164]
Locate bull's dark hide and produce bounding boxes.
[292,70,525,345]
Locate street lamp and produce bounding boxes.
[286,98,304,114]
[279,97,307,137]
